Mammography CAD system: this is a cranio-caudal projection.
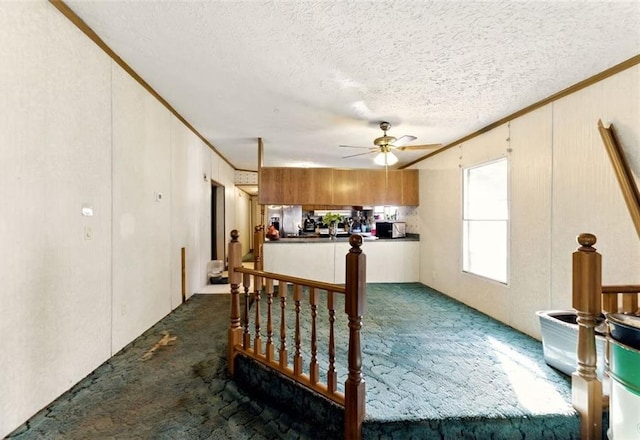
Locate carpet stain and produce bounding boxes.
[141,330,177,361]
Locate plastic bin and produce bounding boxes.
[207,260,224,283]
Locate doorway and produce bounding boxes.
[211,181,225,263]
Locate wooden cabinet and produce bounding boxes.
[260,168,333,204]
[332,169,378,205]
[259,167,419,206]
[401,169,419,205]
[380,171,403,205]
[332,169,408,206]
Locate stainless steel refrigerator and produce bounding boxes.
[266,205,302,237]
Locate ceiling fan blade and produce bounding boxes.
[339,144,371,149]
[395,144,442,151]
[391,135,417,147]
[342,151,375,159]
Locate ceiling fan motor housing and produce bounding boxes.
[374,135,396,147]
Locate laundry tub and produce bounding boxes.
[536,310,606,378]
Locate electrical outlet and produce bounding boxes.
[84,226,93,240]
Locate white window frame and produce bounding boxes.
[462,157,510,284]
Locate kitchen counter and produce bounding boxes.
[263,234,420,283]
[266,233,419,244]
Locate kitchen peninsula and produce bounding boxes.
[263,235,419,283]
[258,166,420,283]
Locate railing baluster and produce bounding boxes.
[293,284,303,376]
[309,287,319,384]
[243,272,251,350]
[254,275,263,357]
[602,292,618,314]
[327,290,337,394]
[602,285,640,314]
[279,280,288,369]
[622,292,638,313]
[266,278,274,362]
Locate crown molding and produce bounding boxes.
[402,54,640,169]
[48,0,238,171]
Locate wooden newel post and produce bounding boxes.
[228,230,243,375]
[344,234,366,440]
[254,225,264,271]
[571,233,602,440]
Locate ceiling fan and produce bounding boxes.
[340,121,442,166]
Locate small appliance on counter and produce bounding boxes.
[303,214,316,233]
[375,221,406,238]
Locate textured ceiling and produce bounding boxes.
[63,0,640,171]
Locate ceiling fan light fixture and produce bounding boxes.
[374,151,398,166]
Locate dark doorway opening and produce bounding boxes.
[211,182,225,263]
[211,183,217,260]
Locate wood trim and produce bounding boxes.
[598,120,640,239]
[258,138,265,228]
[602,285,640,294]
[48,0,237,171]
[181,247,186,303]
[402,54,640,169]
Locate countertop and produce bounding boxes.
[264,233,419,244]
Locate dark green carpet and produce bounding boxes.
[7,295,319,440]
[246,282,579,439]
[9,283,580,439]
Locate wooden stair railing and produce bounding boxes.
[227,230,366,440]
[572,233,640,440]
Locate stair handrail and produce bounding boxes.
[597,119,640,239]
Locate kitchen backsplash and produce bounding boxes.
[397,206,419,234]
[297,205,419,234]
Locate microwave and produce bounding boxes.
[375,221,406,239]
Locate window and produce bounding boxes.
[462,158,509,283]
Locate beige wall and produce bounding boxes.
[415,65,640,339]
[0,2,237,436]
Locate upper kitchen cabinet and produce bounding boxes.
[332,169,403,205]
[259,167,419,206]
[260,167,333,205]
[401,169,419,205]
